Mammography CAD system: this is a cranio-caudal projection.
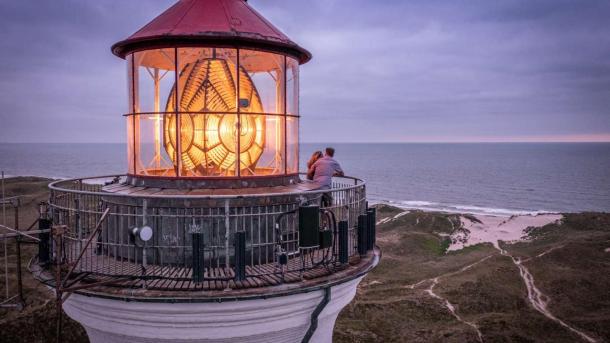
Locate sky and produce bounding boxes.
[0,0,609,143]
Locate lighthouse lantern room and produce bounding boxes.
[113,0,307,187]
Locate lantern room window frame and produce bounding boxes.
[125,46,300,180]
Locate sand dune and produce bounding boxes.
[449,213,563,250]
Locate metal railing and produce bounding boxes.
[1,172,49,310]
[46,175,369,291]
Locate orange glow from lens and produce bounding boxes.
[164,58,265,176]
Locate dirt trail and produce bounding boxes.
[521,244,565,263]
[402,255,493,342]
[376,210,410,225]
[497,245,597,343]
[426,276,483,342]
[363,254,493,341]
[470,214,599,343]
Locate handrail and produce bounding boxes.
[0,224,41,242]
[49,174,365,200]
[45,172,368,291]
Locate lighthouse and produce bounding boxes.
[33,0,380,342]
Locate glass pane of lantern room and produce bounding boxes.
[286,57,299,115]
[175,48,238,177]
[239,50,285,115]
[126,54,135,174]
[244,114,284,176]
[286,116,299,174]
[133,49,177,114]
[126,116,135,175]
[133,49,177,176]
[127,54,134,114]
[136,112,177,177]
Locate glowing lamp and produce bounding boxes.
[163,57,265,175]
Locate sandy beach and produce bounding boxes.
[375,203,564,252]
[449,213,563,250]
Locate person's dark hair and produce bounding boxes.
[307,150,323,169]
[325,147,335,157]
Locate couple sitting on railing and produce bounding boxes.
[306,147,344,206]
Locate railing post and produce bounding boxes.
[38,218,52,266]
[141,199,148,274]
[52,225,66,343]
[192,229,205,283]
[224,199,230,269]
[75,195,82,253]
[234,231,246,281]
[367,207,376,251]
[15,235,24,307]
[299,205,320,248]
[338,220,349,264]
[14,201,19,233]
[357,214,367,256]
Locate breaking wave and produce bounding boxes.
[369,198,556,217]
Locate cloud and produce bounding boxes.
[0,0,609,142]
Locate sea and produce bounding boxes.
[1,143,609,216]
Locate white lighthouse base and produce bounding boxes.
[62,276,364,343]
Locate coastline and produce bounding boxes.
[0,177,608,342]
[3,142,610,214]
[0,175,599,217]
[370,199,559,217]
[0,176,600,253]
[1,173,605,216]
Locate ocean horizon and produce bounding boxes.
[1,142,609,216]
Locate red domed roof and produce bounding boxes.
[112,0,311,63]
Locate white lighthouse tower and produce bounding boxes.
[33,1,380,342]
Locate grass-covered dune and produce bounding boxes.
[335,205,610,343]
[0,179,609,342]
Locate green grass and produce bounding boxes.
[336,205,610,343]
